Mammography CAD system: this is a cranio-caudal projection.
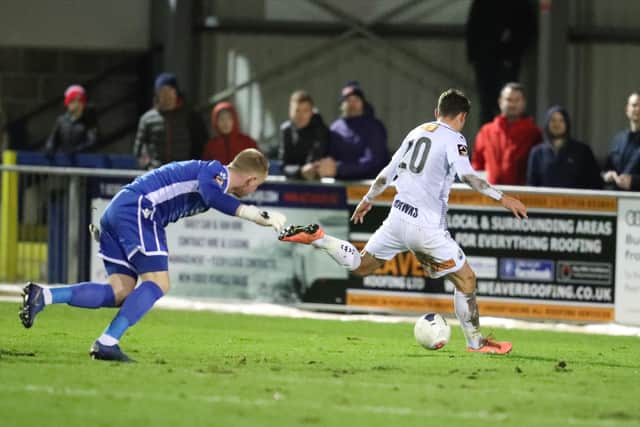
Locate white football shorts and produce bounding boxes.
[363,216,466,278]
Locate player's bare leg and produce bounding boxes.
[139,271,171,294]
[446,262,512,354]
[109,273,137,305]
[351,252,385,276]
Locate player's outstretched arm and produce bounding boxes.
[500,195,527,219]
[236,204,287,232]
[461,174,527,219]
[351,198,372,224]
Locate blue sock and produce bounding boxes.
[102,281,164,342]
[50,282,116,308]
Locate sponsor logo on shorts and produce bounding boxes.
[393,199,418,218]
[429,258,456,272]
[142,208,153,219]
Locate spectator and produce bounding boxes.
[133,73,207,169]
[472,82,542,185]
[611,173,640,191]
[527,106,602,189]
[602,91,640,190]
[278,90,329,180]
[466,0,537,124]
[45,85,98,155]
[318,81,390,180]
[202,101,258,164]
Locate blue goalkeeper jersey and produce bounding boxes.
[124,160,241,226]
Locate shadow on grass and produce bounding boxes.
[506,354,640,370]
[0,349,36,357]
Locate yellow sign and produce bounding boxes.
[346,291,614,322]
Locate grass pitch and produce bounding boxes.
[1,302,638,427]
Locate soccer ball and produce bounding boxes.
[414,313,451,350]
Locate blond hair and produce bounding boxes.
[228,148,268,177]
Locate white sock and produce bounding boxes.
[42,287,52,305]
[454,289,483,349]
[98,333,119,346]
[312,235,361,270]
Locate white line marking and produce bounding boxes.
[0,384,624,425]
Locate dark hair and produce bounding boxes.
[290,90,314,105]
[501,82,526,97]
[437,89,471,117]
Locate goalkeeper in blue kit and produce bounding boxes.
[19,149,286,362]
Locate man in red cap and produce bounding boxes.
[45,84,99,155]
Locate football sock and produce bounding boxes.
[44,282,116,308]
[453,288,483,349]
[99,281,164,345]
[312,235,361,270]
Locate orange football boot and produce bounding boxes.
[278,224,325,244]
[467,339,513,355]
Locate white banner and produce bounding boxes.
[90,198,348,303]
[615,198,640,325]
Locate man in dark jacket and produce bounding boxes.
[603,92,640,190]
[133,73,208,169]
[527,106,602,189]
[318,81,390,180]
[45,85,98,155]
[278,90,329,180]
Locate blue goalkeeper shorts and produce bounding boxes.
[98,189,169,278]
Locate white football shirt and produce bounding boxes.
[384,120,476,228]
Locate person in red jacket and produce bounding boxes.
[202,101,258,163]
[471,82,542,185]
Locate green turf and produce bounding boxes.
[1,302,639,427]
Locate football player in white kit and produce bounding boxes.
[280,89,527,354]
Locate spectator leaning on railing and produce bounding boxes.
[45,85,98,156]
[602,91,640,191]
[201,101,258,164]
[471,82,542,185]
[526,105,602,189]
[316,81,390,180]
[278,90,329,180]
[133,73,208,169]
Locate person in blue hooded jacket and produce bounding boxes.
[316,81,390,180]
[526,105,602,189]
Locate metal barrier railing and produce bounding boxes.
[0,160,142,284]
